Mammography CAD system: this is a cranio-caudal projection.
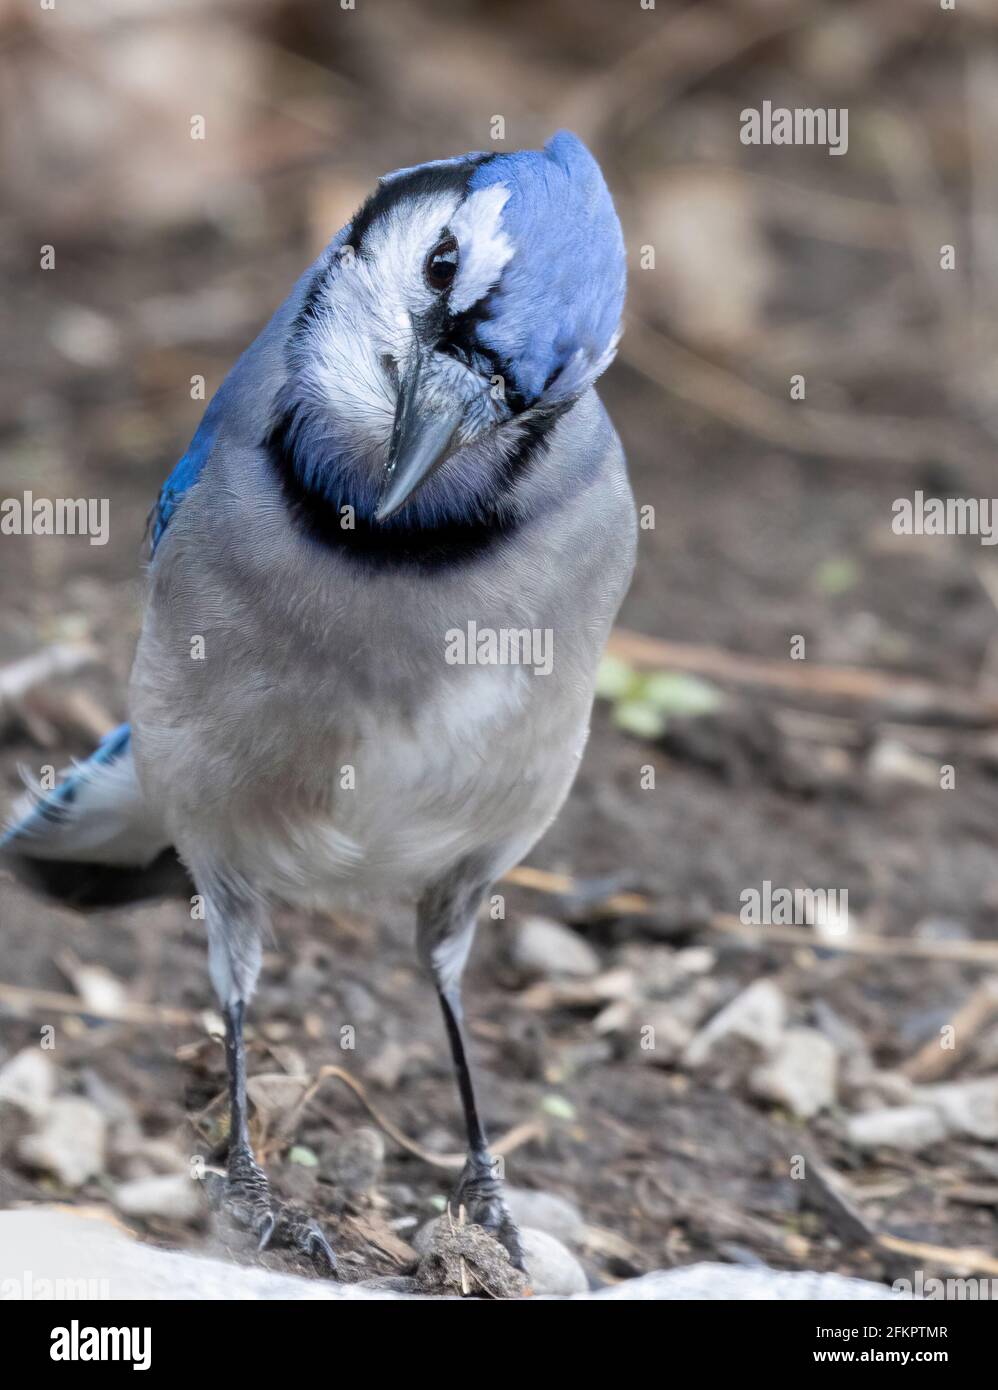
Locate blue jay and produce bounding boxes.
[2,131,635,1275]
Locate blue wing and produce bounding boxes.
[149,415,218,553]
[1,722,132,849]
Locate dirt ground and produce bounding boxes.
[1,0,997,1290]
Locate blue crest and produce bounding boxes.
[466,131,626,404]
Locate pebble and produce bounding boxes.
[633,1006,695,1064]
[321,1126,385,1196]
[867,738,940,787]
[114,1174,204,1223]
[0,1047,57,1117]
[18,1097,107,1187]
[917,1077,998,1142]
[504,1188,586,1244]
[511,916,601,979]
[751,1027,838,1118]
[845,1104,947,1152]
[683,979,786,1071]
[521,1228,588,1295]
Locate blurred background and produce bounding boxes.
[2,0,998,1290]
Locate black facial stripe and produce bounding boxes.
[348,157,488,257]
[262,404,561,572]
[291,263,332,343]
[440,293,530,413]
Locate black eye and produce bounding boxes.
[425,236,458,292]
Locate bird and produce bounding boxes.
[2,130,636,1274]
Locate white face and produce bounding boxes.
[296,184,517,471]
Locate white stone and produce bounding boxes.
[917,1077,998,1142]
[114,1174,204,1222]
[511,916,601,979]
[751,1027,838,1118]
[845,1105,947,1153]
[683,979,787,1070]
[504,1189,585,1244]
[18,1097,106,1187]
[0,1047,57,1117]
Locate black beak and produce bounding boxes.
[375,351,464,521]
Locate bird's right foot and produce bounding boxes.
[450,1150,525,1272]
[209,1144,338,1276]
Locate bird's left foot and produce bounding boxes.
[208,1144,337,1275]
[451,1150,525,1271]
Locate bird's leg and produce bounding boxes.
[436,982,525,1271]
[219,998,274,1236]
[197,885,336,1274]
[216,999,337,1273]
[418,865,525,1270]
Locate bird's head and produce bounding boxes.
[286,132,625,525]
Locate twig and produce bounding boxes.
[0,981,196,1028]
[706,915,998,966]
[606,627,998,726]
[307,1065,542,1170]
[501,866,998,966]
[0,643,99,716]
[902,978,998,1081]
[878,1233,998,1278]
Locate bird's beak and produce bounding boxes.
[375,351,464,521]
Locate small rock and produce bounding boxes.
[751,1027,838,1119]
[633,1006,695,1065]
[917,1077,998,1142]
[674,946,717,975]
[114,1174,203,1223]
[59,961,129,1018]
[0,1048,57,1117]
[521,1228,588,1295]
[683,979,786,1073]
[49,305,121,368]
[504,1189,585,1245]
[851,1071,915,1110]
[845,1105,947,1153]
[18,1097,106,1187]
[667,977,723,1030]
[616,945,718,996]
[112,1131,190,1179]
[867,738,939,788]
[364,1041,410,1090]
[511,916,601,979]
[321,1126,385,1197]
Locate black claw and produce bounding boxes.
[255,1210,276,1252]
[217,1147,336,1276]
[451,1153,525,1272]
[308,1227,338,1274]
